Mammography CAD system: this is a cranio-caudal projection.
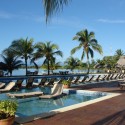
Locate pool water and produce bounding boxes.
[0,88,107,117]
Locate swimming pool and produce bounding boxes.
[0,87,120,124]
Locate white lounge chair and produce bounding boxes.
[7,91,43,98]
[39,83,64,99]
[0,82,15,93]
[0,83,5,89]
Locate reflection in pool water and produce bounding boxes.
[0,87,107,117]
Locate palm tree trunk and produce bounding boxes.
[87,59,90,74]
[9,70,12,76]
[25,59,28,75]
[10,71,12,76]
[47,60,50,75]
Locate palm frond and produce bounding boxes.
[81,51,85,60]
[42,0,71,23]
[89,48,94,58]
[71,46,81,55]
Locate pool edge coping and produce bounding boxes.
[15,90,121,124]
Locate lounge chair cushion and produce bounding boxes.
[7,91,43,98]
[0,82,15,92]
[39,83,63,99]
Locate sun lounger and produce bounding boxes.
[78,76,89,83]
[44,78,56,86]
[100,74,107,81]
[85,75,95,82]
[39,83,63,99]
[71,76,81,84]
[0,82,15,93]
[39,78,47,86]
[113,74,119,79]
[0,83,5,89]
[7,91,43,98]
[26,77,34,88]
[92,75,101,82]
[109,74,115,80]
[67,77,74,82]
[53,77,64,84]
[118,80,125,90]
[14,79,24,90]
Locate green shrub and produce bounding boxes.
[62,79,71,85]
[0,100,18,120]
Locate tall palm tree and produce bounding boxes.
[64,56,81,71]
[8,38,34,75]
[34,41,63,75]
[42,0,71,23]
[115,49,124,60]
[41,59,61,74]
[1,49,23,76]
[71,29,103,74]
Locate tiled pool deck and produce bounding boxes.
[15,81,125,125]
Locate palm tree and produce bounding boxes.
[41,59,61,74]
[115,49,124,60]
[1,49,23,76]
[71,29,103,74]
[8,38,34,75]
[64,56,81,72]
[34,41,63,75]
[42,0,71,23]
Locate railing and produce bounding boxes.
[0,73,87,83]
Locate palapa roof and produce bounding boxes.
[117,56,125,68]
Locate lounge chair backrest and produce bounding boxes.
[106,74,112,80]
[15,79,23,87]
[26,77,34,88]
[0,83,5,89]
[68,77,73,82]
[74,76,80,81]
[48,78,56,85]
[79,76,88,83]
[101,75,107,80]
[51,83,63,95]
[28,77,34,83]
[39,78,47,85]
[57,78,64,83]
[95,75,101,81]
[5,82,15,90]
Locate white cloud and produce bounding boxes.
[97,19,125,24]
[0,11,14,19]
[49,18,85,29]
[0,10,44,22]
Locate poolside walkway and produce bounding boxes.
[18,85,125,125]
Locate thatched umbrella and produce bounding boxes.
[116,56,125,73]
[117,56,125,69]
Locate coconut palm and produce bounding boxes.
[8,38,34,75]
[42,0,71,23]
[71,29,103,74]
[115,49,124,60]
[1,49,23,76]
[41,59,61,74]
[34,41,63,75]
[64,56,81,72]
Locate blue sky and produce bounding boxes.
[0,0,125,64]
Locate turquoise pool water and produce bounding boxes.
[0,88,107,117]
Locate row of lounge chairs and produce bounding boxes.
[0,73,124,93]
[0,73,124,98]
[0,77,64,94]
[7,83,64,99]
[70,73,125,84]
